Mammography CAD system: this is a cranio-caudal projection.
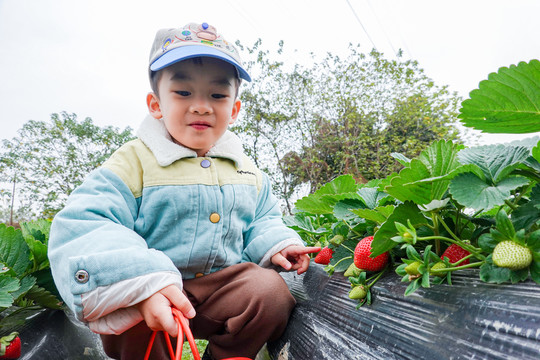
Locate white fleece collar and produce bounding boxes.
[136,115,244,168]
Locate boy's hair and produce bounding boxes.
[148,22,250,98]
[149,57,242,99]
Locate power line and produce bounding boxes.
[376,0,415,59]
[345,0,378,51]
[365,0,398,57]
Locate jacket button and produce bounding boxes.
[195,272,204,278]
[200,159,211,168]
[75,270,89,283]
[209,212,220,223]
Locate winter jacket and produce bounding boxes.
[48,116,302,334]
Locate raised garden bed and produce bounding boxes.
[267,262,540,360]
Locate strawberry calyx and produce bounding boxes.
[0,332,21,359]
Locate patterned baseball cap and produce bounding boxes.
[149,22,251,81]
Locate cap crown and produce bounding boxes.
[149,22,250,81]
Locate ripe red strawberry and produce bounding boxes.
[353,236,389,272]
[0,332,21,359]
[314,246,334,265]
[441,244,470,265]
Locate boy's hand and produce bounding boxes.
[136,285,195,337]
[271,245,321,275]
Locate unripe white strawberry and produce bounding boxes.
[492,240,533,270]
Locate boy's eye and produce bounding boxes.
[176,91,191,96]
[212,94,227,99]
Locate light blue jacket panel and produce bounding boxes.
[48,122,301,322]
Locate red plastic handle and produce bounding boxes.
[144,308,200,360]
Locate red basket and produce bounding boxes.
[144,307,251,360]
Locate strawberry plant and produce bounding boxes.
[0,221,62,356]
[285,59,540,307]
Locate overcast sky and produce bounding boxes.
[1,0,539,145]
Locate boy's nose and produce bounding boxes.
[189,98,212,115]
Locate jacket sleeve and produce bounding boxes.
[48,167,181,323]
[241,172,303,263]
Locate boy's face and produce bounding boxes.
[147,57,241,156]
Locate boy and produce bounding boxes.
[48,22,319,359]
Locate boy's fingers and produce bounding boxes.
[160,310,179,337]
[272,253,292,270]
[303,246,322,254]
[296,255,310,275]
[161,285,196,319]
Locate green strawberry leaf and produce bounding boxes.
[458,60,540,133]
[294,193,357,215]
[0,291,14,308]
[512,201,540,233]
[385,140,465,204]
[479,255,512,284]
[457,144,531,183]
[314,174,359,196]
[390,152,411,167]
[495,209,516,240]
[385,159,431,204]
[449,173,529,211]
[333,199,366,221]
[421,272,430,288]
[404,278,421,296]
[527,230,540,251]
[9,275,36,301]
[20,220,51,244]
[24,237,49,271]
[294,175,361,214]
[478,233,499,252]
[25,284,62,309]
[283,214,328,235]
[371,202,428,257]
[356,187,393,209]
[329,239,356,272]
[395,263,408,276]
[406,245,422,262]
[432,276,446,284]
[529,140,540,170]
[351,205,395,224]
[0,275,20,295]
[0,225,31,277]
[509,267,530,284]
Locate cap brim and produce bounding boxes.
[150,45,251,82]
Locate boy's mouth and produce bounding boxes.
[189,122,211,131]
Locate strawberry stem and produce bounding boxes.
[452,253,475,266]
[429,261,484,273]
[367,267,387,289]
[342,219,363,237]
[417,235,485,260]
[431,213,441,255]
[333,256,353,268]
[341,244,355,254]
[504,199,518,211]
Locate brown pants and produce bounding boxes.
[100,263,296,359]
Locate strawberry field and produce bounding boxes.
[272,60,540,358]
[286,60,540,305]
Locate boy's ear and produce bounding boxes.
[229,99,241,125]
[147,93,162,119]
